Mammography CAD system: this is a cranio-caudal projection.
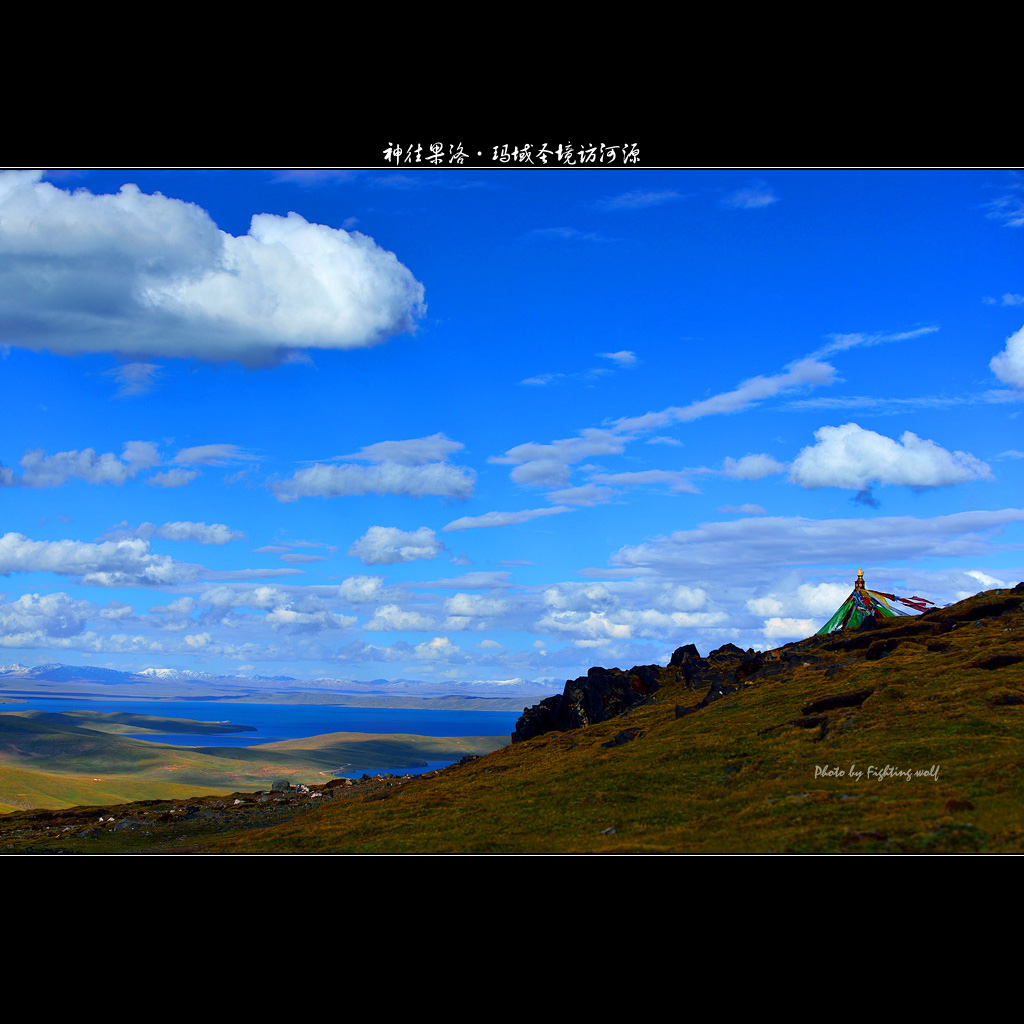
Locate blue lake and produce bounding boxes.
[2,695,522,777]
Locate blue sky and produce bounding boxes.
[0,167,1022,692]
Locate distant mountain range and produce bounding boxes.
[0,661,554,703]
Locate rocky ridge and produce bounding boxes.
[513,583,1024,743]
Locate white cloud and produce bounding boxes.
[986,180,1024,228]
[101,521,244,545]
[273,461,474,502]
[746,596,785,617]
[443,506,573,531]
[273,433,473,502]
[99,601,135,621]
[720,454,786,480]
[336,433,463,466]
[365,605,437,632]
[718,503,767,515]
[963,569,1010,590]
[525,227,607,243]
[747,582,849,621]
[264,608,357,633]
[145,468,199,488]
[18,442,160,488]
[722,180,778,209]
[537,607,725,641]
[443,593,508,617]
[0,592,92,638]
[337,575,387,603]
[597,190,684,211]
[589,469,699,493]
[414,636,462,660]
[789,423,992,491]
[0,532,193,586]
[173,444,257,466]
[990,324,1024,389]
[613,358,835,433]
[812,325,939,358]
[611,509,1024,575]
[108,362,161,397]
[348,526,443,566]
[491,428,625,487]
[598,350,637,366]
[545,484,619,506]
[762,617,818,640]
[0,170,425,364]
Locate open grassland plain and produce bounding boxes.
[0,708,506,815]
[2,588,1022,855]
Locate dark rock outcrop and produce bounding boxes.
[512,664,663,742]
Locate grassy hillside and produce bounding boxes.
[2,587,1021,853]
[0,710,507,812]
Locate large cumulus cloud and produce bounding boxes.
[789,423,991,491]
[0,171,425,364]
[990,325,1024,389]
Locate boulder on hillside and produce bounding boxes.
[512,663,664,743]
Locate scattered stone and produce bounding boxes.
[945,798,975,812]
[971,653,1024,671]
[602,728,643,748]
[111,818,144,832]
[669,644,701,666]
[988,690,1024,706]
[513,663,662,742]
[801,688,874,715]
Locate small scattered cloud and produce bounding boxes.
[596,190,685,211]
[335,433,463,467]
[718,504,767,515]
[985,178,1024,227]
[613,358,835,434]
[588,469,698,493]
[273,433,474,502]
[107,362,161,397]
[813,325,939,358]
[598,350,637,366]
[443,507,573,531]
[348,526,444,566]
[173,444,258,466]
[983,294,1024,306]
[492,428,625,488]
[722,180,778,209]
[545,484,618,506]
[990,324,1024,389]
[19,442,160,488]
[365,605,437,632]
[100,521,244,545]
[146,468,199,488]
[719,454,787,480]
[523,227,608,243]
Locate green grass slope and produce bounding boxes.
[197,587,1024,854]
[1,587,1021,853]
